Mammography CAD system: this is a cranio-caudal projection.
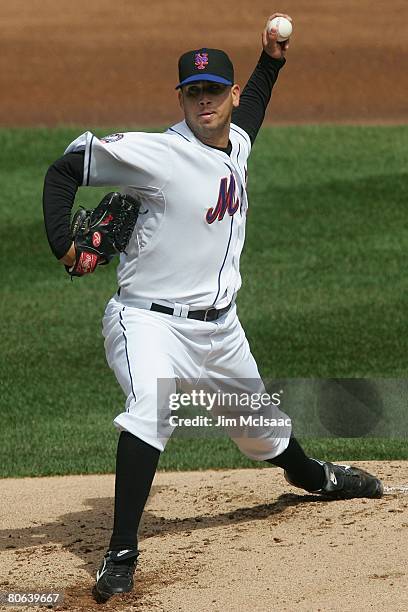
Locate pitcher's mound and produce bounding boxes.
[1,462,407,611]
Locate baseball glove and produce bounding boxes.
[67,192,141,277]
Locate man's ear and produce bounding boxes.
[178,90,184,110]
[232,84,241,109]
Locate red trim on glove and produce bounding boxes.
[73,251,99,275]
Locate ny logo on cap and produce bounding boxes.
[195,52,208,70]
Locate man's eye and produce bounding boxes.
[209,84,228,95]
[186,87,200,97]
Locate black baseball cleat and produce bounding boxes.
[285,461,384,499]
[94,549,139,601]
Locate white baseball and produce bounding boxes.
[267,16,292,42]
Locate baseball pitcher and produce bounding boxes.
[43,14,383,602]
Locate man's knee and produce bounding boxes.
[233,435,290,462]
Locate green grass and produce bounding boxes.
[0,125,407,477]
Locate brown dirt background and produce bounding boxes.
[1,0,408,126]
[1,464,408,611]
[2,2,408,610]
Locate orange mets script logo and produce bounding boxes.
[206,174,240,224]
[195,52,208,70]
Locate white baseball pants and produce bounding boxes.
[102,295,291,460]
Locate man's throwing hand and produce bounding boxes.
[262,13,293,59]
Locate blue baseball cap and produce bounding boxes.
[176,48,234,89]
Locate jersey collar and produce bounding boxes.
[166,120,231,156]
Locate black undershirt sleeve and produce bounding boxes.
[231,51,286,145]
[43,151,84,259]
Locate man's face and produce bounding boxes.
[178,81,240,145]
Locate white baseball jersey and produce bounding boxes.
[65,120,251,309]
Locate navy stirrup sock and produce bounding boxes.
[266,437,325,492]
[109,431,160,551]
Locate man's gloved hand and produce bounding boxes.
[67,192,141,277]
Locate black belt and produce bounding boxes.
[150,302,232,322]
[116,288,232,321]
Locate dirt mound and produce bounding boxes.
[1,0,408,126]
[1,463,407,611]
